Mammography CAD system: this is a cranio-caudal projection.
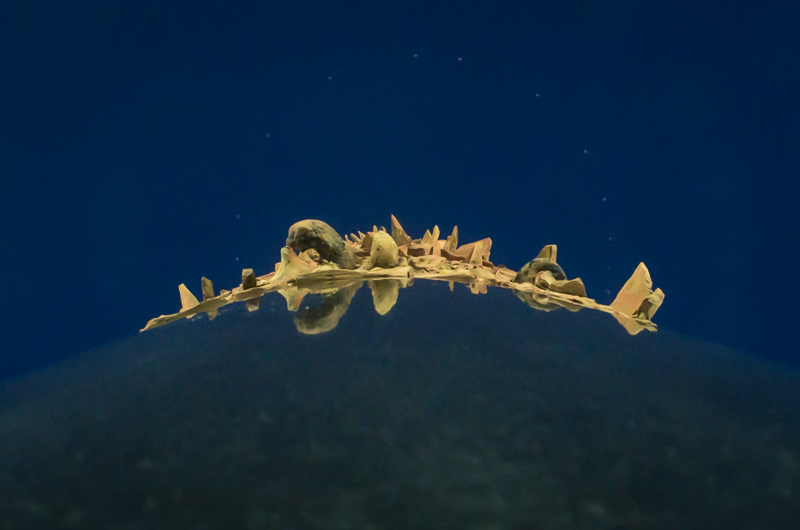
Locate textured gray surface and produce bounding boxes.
[1,284,798,529]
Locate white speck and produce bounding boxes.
[265,133,270,138]
[236,214,240,219]
[535,93,540,97]
[583,149,588,154]
[327,76,332,80]
[602,197,607,202]
[608,236,614,241]
[235,256,240,261]
[413,53,418,58]
[457,57,462,61]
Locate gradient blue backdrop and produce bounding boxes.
[1,1,797,379]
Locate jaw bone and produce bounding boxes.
[144,215,665,336]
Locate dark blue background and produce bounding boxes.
[1,1,797,379]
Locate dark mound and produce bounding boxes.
[1,283,798,529]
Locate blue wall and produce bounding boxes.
[1,1,797,378]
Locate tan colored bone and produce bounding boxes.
[534,271,587,297]
[179,284,199,312]
[241,269,257,290]
[536,245,557,261]
[611,263,660,317]
[390,215,413,248]
[144,215,665,337]
[365,231,400,270]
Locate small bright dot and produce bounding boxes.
[457,57,462,61]
[608,236,614,241]
[235,256,240,261]
[327,76,332,80]
[583,149,588,154]
[602,197,607,202]
[535,93,540,97]
[265,133,270,138]
[236,214,241,219]
[413,53,418,57]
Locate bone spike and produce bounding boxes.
[536,245,557,262]
[445,226,458,252]
[201,277,215,301]
[390,215,413,247]
[179,284,199,311]
[611,263,658,317]
[469,240,484,265]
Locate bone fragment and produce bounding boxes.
[179,284,199,312]
[241,269,257,290]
